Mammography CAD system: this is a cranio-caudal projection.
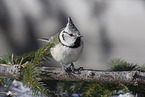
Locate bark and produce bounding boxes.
[0,64,20,79]
[41,67,145,85]
[0,64,145,85]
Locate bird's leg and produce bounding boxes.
[61,63,66,72]
[70,63,75,73]
[70,63,83,74]
[61,63,75,73]
[65,63,75,73]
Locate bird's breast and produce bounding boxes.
[50,43,83,65]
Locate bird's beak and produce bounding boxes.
[77,34,83,37]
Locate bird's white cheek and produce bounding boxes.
[65,37,75,44]
[67,37,74,42]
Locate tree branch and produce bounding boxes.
[0,64,145,85]
[0,64,20,79]
[41,67,145,85]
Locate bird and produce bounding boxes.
[39,17,83,72]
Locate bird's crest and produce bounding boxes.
[66,16,79,32]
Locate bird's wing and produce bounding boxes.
[49,32,60,45]
[38,28,64,45]
[49,28,65,45]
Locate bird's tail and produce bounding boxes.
[38,38,50,42]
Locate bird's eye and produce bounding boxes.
[69,34,73,36]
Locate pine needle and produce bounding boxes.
[22,42,54,96]
[108,59,138,71]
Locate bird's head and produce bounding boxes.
[59,17,83,47]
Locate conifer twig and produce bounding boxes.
[22,43,53,96]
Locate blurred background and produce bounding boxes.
[0,0,145,70]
